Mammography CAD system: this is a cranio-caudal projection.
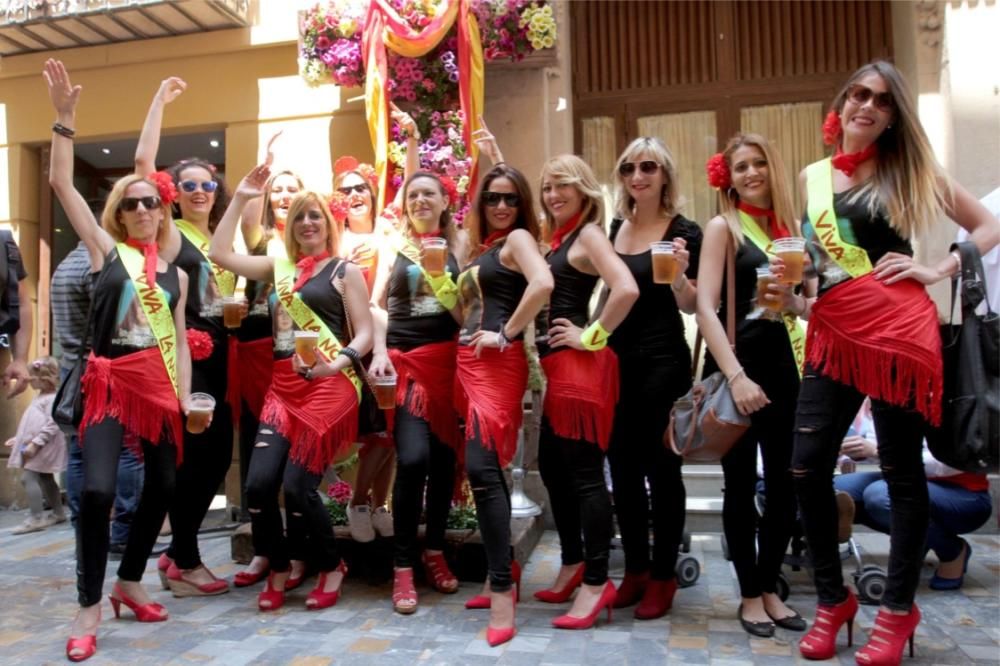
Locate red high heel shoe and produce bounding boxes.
[234,563,270,588]
[466,560,521,610]
[109,582,168,622]
[257,572,286,612]
[855,604,921,665]
[66,635,97,663]
[612,571,649,608]
[306,561,347,610]
[552,580,617,630]
[534,563,584,603]
[422,551,459,594]
[799,589,859,660]
[166,563,229,597]
[392,568,418,615]
[157,553,173,590]
[634,578,677,619]
[486,588,517,647]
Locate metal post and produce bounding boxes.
[510,391,542,518]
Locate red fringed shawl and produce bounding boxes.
[455,342,528,467]
[540,347,620,449]
[234,337,274,420]
[388,340,462,450]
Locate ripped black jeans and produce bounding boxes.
[791,364,928,611]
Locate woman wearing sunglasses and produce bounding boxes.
[209,166,373,613]
[367,171,464,614]
[45,60,193,662]
[792,61,999,664]
[607,137,701,620]
[456,163,552,646]
[697,133,808,637]
[134,78,239,598]
[532,154,638,629]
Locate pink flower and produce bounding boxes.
[316,35,331,50]
[327,480,353,503]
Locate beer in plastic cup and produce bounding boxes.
[222,296,245,329]
[773,237,806,285]
[650,241,679,285]
[186,392,215,434]
[372,374,397,410]
[756,266,783,312]
[420,237,448,277]
[294,330,320,367]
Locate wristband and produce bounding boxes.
[52,122,75,139]
[427,271,458,310]
[497,324,510,353]
[579,320,610,351]
[338,347,361,364]
[726,367,746,386]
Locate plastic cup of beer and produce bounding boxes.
[186,392,215,434]
[756,266,783,312]
[294,330,320,367]
[773,237,806,285]
[420,237,448,277]
[372,374,397,410]
[650,241,679,285]
[222,296,245,329]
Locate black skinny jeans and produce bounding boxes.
[77,416,176,607]
[245,422,341,573]
[238,400,259,523]
[608,353,689,581]
[167,343,234,569]
[465,426,513,592]
[792,364,928,611]
[537,419,613,585]
[392,402,457,568]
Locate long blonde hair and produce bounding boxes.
[613,136,685,219]
[284,191,339,259]
[101,174,173,245]
[539,154,604,241]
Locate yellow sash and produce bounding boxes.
[738,211,806,376]
[387,230,456,308]
[273,258,362,400]
[116,243,179,396]
[804,158,873,278]
[175,219,237,297]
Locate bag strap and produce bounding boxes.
[690,236,736,378]
[950,241,993,318]
[332,260,376,395]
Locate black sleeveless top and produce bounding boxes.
[457,243,528,344]
[236,237,275,343]
[174,234,226,339]
[608,215,702,361]
[536,227,599,358]
[386,252,460,351]
[90,248,181,359]
[269,259,348,361]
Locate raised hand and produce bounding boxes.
[472,115,503,164]
[236,164,272,199]
[42,59,81,115]
[264,129,283,166]
[390,103,419,140]
[156,77,187,105]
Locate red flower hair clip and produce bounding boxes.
[705,153,731,190]
[438,175,459,209]
[334,156,378,190]
[186,328,214,362]
[150,171,179,207]
[822,109,842,147]
[328,191,350,224]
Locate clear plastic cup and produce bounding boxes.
[186,392,216,434]
[772,237,806,285]
[755,266,783,312]
[420,237,448,276]
[294,330,320,367]
[222,296,245,329]
[650,241,678,284]
[372,374,398,410]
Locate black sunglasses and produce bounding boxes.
[338,184,369,195]
[482,192,520,208]
[846,84,894,112]
[618,160,660,177]
[180,180,219,193]
[120,196,161,212]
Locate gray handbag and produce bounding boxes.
[666,239,750,462]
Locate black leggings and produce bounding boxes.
[465,427,512,592]
[392,403,457,568]
[537,419,612,585]
[245,422,340,573]
[77,416,176,607]
[167,345,233,569]
[237,399,259,523]
[792,364,928,611]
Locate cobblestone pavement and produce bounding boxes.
[0,508,996,665]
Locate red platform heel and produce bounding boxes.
[465,560,520,610]
[799,589,859,660]
[552,580,617,630]
[392,568,418,615]
[165,563,229,597]
[855,604,921,665]
[257,572,287,612]
[534,563,583,603]
[422,551,459,594]
[305,561,347,610]
[612,571,648,608]
[109,582,168,622]
[156,553,173,590]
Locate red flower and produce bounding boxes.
[822,109,842,147]
[439,175,459,208]
[327,480,353,503]
[328,191,350,223]
[356,163,378,190]
[187,328,214,362]
[150,171,178,207]
[705,153,731,190]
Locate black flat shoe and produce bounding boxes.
[767,607,807,631]
[738,604,776,638]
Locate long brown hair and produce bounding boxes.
[466,164,540,259]
[400,171,457,250]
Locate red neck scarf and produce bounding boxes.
[414,230,442,241]
[549,211,584,253]
[293,250,331,292]
[124,237,159,288]
[274,219,286,235]
[737,201,790,240]
[480,228,513,253]
[832,143,878,177]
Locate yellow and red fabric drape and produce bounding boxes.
[362,0,484,209]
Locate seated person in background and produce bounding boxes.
[834,399,992,590]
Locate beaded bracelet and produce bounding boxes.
[338,347,361,363]
[497,324,510,353]
[52,122,75,139]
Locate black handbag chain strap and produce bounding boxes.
[690,238,736,378]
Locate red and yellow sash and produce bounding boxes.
[176,219,237,296]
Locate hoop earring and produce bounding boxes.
[726,187,737,199]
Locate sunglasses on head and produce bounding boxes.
[482,191,520,208]
[120,196,161,212]
[179,180,219,194]
[846,84,894,112]
[618,160,660,177]
[337,184,369,195]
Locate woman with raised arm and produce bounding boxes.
[607,137,701,620]
[456,163,553,646]
[45,59,192,662]
[791,61,999,665]
[367,171,463,614]
[209,166,372,613]
[134,78,238,597]
[696,133,810,637]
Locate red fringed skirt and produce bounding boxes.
[455,342,528,468]
[540,347,619,450]
[230,336,274,422]
[389,340,462,450]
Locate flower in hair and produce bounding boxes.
[438,175,459,208]
[187,328,214,361]
[328,191,350,223]
[705,153,731,190]
[822,109,842,147]
[150,171,178,206]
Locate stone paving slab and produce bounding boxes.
[0,508,996,665]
